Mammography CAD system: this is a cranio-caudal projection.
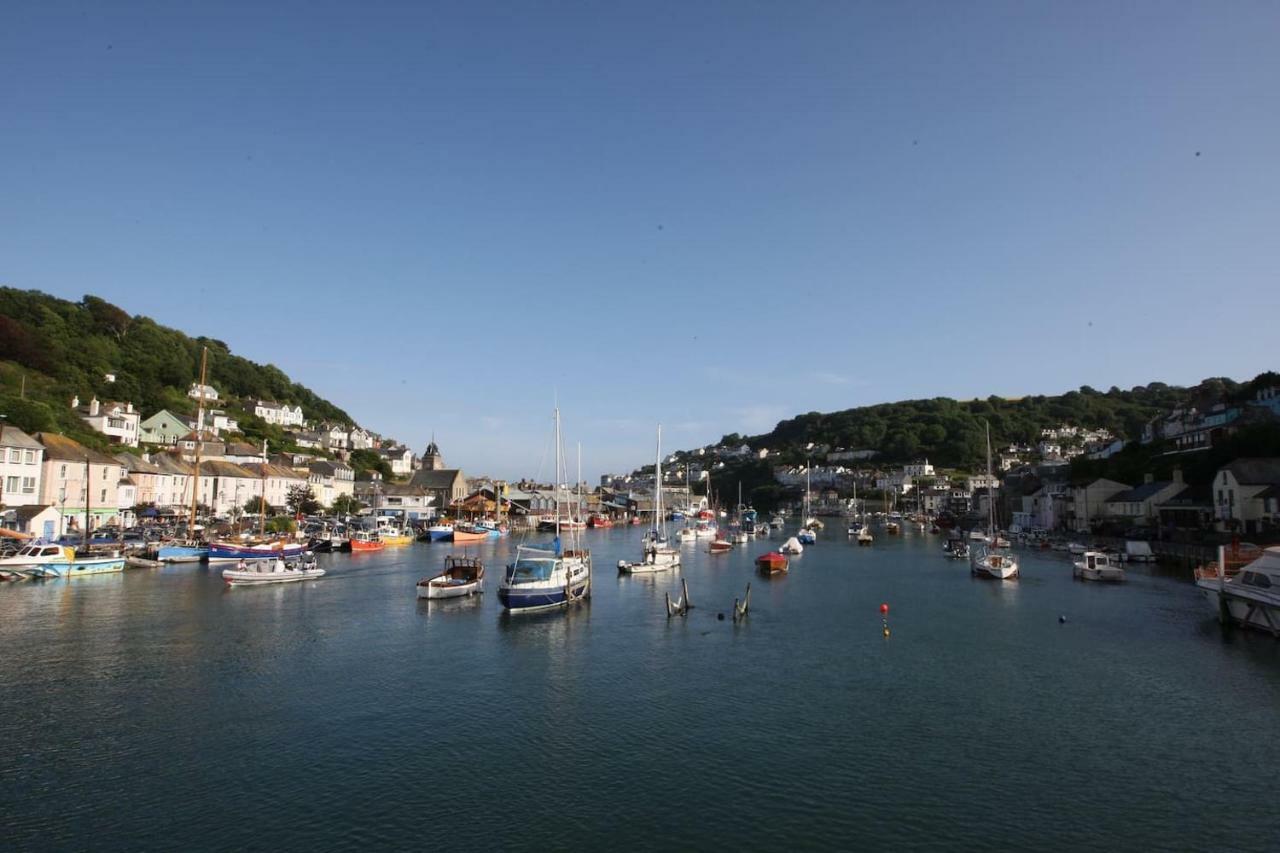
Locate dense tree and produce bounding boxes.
[285,485,321,517]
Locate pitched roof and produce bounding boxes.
[0,424,43,450]
[198,460,256,478]
[223,442,263,457]
[409,468,464,489]
[241,462,306,480]
[116,453,161,474]
[34,433,120,465]
[14,504,54,522]
[309,460,352,475]
[1106,481,1176,503]
[1222,458,1280,486]
[150,453,194,475]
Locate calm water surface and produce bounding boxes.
[2,525,1279,851]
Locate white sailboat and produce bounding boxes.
[498,406,592,611]
[798,465,817,545]
[971,422,1018,580]
[619,425,681,573]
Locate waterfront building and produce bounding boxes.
[1102,473,1186,526]
[308,460,355,507]
[0,424,44,510]
[34,433,127,533]
[11,504,61,540]
[72,396,141,447]
[222,441,268,465]
[408,467,467,511]
[1066,478,1129,532]
[176,431,226,462]
[1213,458,1280,535]
[240,463,307,514]
[149,453,194,512]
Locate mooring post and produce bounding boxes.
[682,578,691,611]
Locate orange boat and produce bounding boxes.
[451,524,489,544]
[350,530,385,551]
[588,514,613,528]
[756,551,788,575]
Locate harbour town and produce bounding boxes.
[6,3,1280,850]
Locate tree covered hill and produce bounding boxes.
[0,287,352,445]
[709,375,1275,470]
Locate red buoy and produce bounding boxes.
[880,603,889,615]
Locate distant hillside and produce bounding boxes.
[708,375,1277,470]
[0,287,352,447]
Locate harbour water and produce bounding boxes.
[3,526,1279,850]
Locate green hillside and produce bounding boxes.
[709,374,1278,470]
[0,287,353,449]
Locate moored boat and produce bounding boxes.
[1074,551,1125,582]
[451,524,489,544]
[709,537,732,554]
[350,530,385,552]
[426,523,454,542]
[417,555,485,599]
[779,536,804,555]
[207,540,305,562]
[756,551,788,575]
[1196,545,1280,634]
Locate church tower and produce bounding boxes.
[422,433,444,471]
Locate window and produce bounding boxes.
[1228,489,1234,506]
[5,476,17,492]
[24,450,35,463]
[7,449,18,463]
[101,489,107,502]
[60,465,67,478]
[22,477,35,494]
[103,467,109,480]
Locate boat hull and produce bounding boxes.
[156,544,208,563]
[451,530,488,544]
[207,542,305,562]
[418,577,484,599]
[29,556,126,578]
[427,528,453,541]
[223,568,325,586]
[498,578,590,612]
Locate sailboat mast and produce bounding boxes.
[83,454,91,546]
[655,425,664,538]
[986,421,995,536]
[554,407,561,539]
[576,441,582,546]
[188,346,208,537]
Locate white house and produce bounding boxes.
[1,424,44,510]
[1068,478,1129,532]
[904,459,935,478]
[254,400,305,427]
[967,473,1000,493]
[188,383,219,401]
[72,396,141,447]
[349,427,375,451]
[1214,458,1280,535]
[320,423,350,452]
[208,410,240,435]
[308,460,355,507]
[379,446,416,477]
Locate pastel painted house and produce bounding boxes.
[72,396,141,447]
[139,410,192,446]
[35,433,127,534]
[1,424,44,509]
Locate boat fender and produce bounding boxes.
[1058,615,1067,624]
[717,613,724,621]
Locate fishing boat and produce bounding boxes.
[350,530,385,552]
[709,537,732,554]
[451,523,489,544]
[970,423,1019,580]
[475,519,507,537]
[1196,545,1280,634]
[1074,551,1125,582]
[417,555,485,599]
[0,543,76,576]
[779,536,804,555]
[587,513,613,529]
[207,540,305,562]
[498,407,591,612]
[619,425,682,574]
[425,523,454,542]
[756,551,788,575]
[223,554,324,586]
[380,527,413,546]
[694,520,718,538]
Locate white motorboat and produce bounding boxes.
[675,527,697,543]
[780,536,804,555]
[769,515,784,529]
[1196,545,1280,635]
[856,525,873,546]
[1074,551,1125,582]
[1124,541,1157,563]
[620,426,682,575]
[418,555,485,599]
[223,555,324,586]
[0,543,75,576]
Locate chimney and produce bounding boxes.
[72,395,80,409]
[1144,473,1154,484]
[89,398,100,417]
[126,402,133,414]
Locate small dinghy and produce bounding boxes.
[223,554,324,586]
[709,538,732,554]
[779,536,804,555]
[417,555,485,599]
[756,551,788,575]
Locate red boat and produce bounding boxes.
[588,514,613,529]
[756,551,788,574]
[350,531,385,552]
[709,538,732,554]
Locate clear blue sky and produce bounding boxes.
[3,2,1278,479]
